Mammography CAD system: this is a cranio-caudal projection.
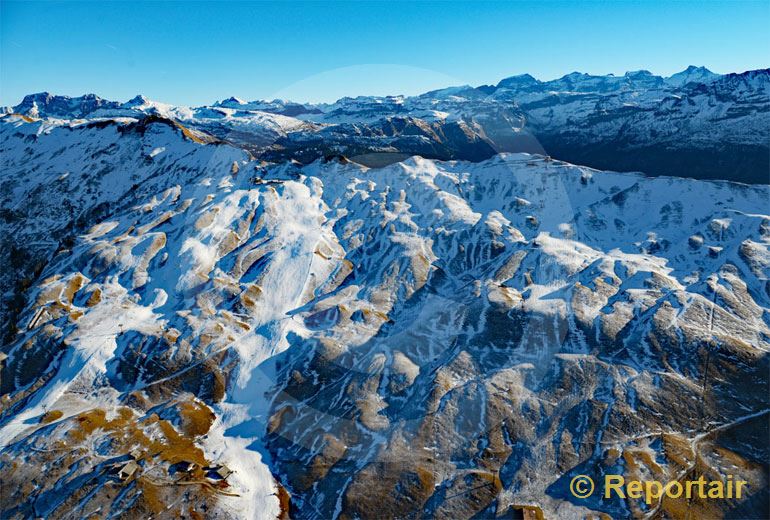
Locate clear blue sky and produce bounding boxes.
[1,1,768,106]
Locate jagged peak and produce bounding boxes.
[219,96,247,105]
[20,92,106,103]
[20,91,53,101]
[124,94,150,106]
[683,65,711,73]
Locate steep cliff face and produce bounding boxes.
[1,104,767,519]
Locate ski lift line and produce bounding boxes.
[135,311,298,384]
[442,480,496,501]
[67,331,125,341]
[642,406,770,520]
[31,299,299,395]
[124,325,254,393]
[699,285,720,431]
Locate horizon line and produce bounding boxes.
[3,65,767,109]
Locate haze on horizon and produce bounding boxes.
[1,0,768,106]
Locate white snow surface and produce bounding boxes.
[1,104,768,518]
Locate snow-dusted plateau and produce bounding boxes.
[0,68,768,519]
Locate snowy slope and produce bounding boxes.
[0,67,768,518]
[263,155,770,518]
[1,110,768,519]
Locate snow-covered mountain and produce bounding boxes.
[5,66,769,183]
[0,68,768,519]
[665,65,720,87]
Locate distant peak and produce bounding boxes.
[21,92,53,102]
[625,70,654,77]
[220,96,247,106]
[665,65,719,85]
[506,73,537,81]
[496,73,540,88]
[125,94,149,106]
[11,92,118,118]
[20,92,105,103]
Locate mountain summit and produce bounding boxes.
[665,65,719,86]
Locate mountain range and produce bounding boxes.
[5,66,769,183]
[0,67,768,519]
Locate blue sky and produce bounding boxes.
[1,1,768,106]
